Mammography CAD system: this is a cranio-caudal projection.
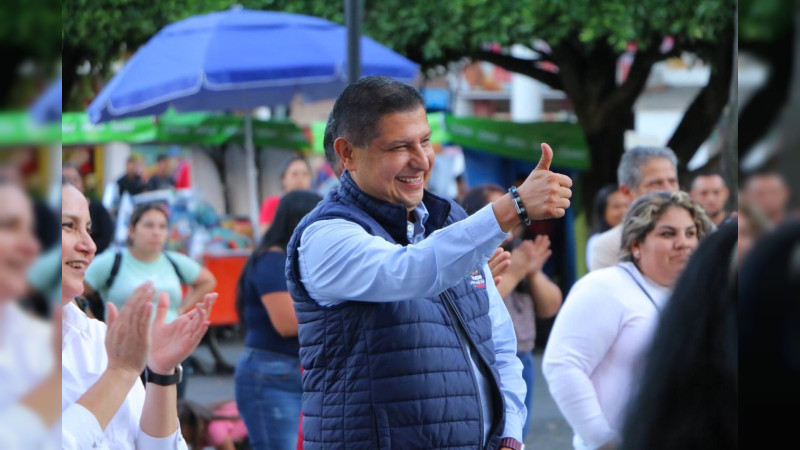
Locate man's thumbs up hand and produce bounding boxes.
[519,143,573,220]
[535,142,554,171]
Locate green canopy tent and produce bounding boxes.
[440,113,591,283]
[62,111,309,150]
[310,112,589,169]
[61,111,310,236]
[0,113,61,146]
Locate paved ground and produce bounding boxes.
[186,332,573,449]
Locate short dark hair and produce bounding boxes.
[156,154,169,163]
[281,156,311,180]
[689,170,726,190]
[743,169,787,190]
[329,75,425,149]
[129,202,169,229]
[323,111,342,177]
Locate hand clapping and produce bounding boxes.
[147,292,217,374]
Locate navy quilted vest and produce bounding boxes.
[286,171,506,449]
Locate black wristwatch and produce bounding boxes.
[145,364,183,386]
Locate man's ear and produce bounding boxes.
[619,184,635,203]
[334,137,356,173]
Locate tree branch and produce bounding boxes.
[473,50,563,90]
[667,28,735,173]
[600,45,662,116]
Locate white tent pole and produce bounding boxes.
[244,111,260,239]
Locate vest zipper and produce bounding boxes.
[441,289,485,448]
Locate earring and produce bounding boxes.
[633,251,640,259]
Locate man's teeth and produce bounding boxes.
[397,176,421,183]
[66,262,86,269]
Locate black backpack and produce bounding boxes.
[81,247,187,321]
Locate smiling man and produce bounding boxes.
[285,76,573,449]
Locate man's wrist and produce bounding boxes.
[492,194,521,233]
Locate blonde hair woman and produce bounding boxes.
[543,191,713,450]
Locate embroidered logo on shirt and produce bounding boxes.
[470,269,486,289]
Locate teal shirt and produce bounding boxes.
[85,247,201,323]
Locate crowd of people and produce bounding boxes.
[0,75,796,449]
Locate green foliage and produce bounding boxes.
[63,0,190,73]
[63,0,734,73]
[739,0,794,43]
[242,0,735,67]
[0,0,61,59]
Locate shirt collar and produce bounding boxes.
[407,202,430,243]
[62,301,90,334]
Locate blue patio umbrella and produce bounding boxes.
[86,7,418,233]
[30,77,62,123]
[87,8,417,123]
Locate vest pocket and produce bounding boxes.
[374,405,392,449]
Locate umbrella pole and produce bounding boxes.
[244,111,261,240]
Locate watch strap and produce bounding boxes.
[499,437,524,450]
[145,364,183,386]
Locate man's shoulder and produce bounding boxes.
[593,224,622,246]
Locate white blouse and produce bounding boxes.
[0,301,56,448]
[542,262,671,450]
[61,302,187,449]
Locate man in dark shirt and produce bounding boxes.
[117,156,146,197]
[145,154,176,191]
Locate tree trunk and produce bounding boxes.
[61,46,83,112]
[580,112,630,204]
[779,6,800,210]
[720,8,738,210]
[553,41,642,204]
[0,46,28,107]
[738,25,794,154]
[667,26,735,181]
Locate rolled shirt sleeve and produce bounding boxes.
[61,403,106,449]
[135,426,188,450]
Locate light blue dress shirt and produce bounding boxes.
[297,202,528,443]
